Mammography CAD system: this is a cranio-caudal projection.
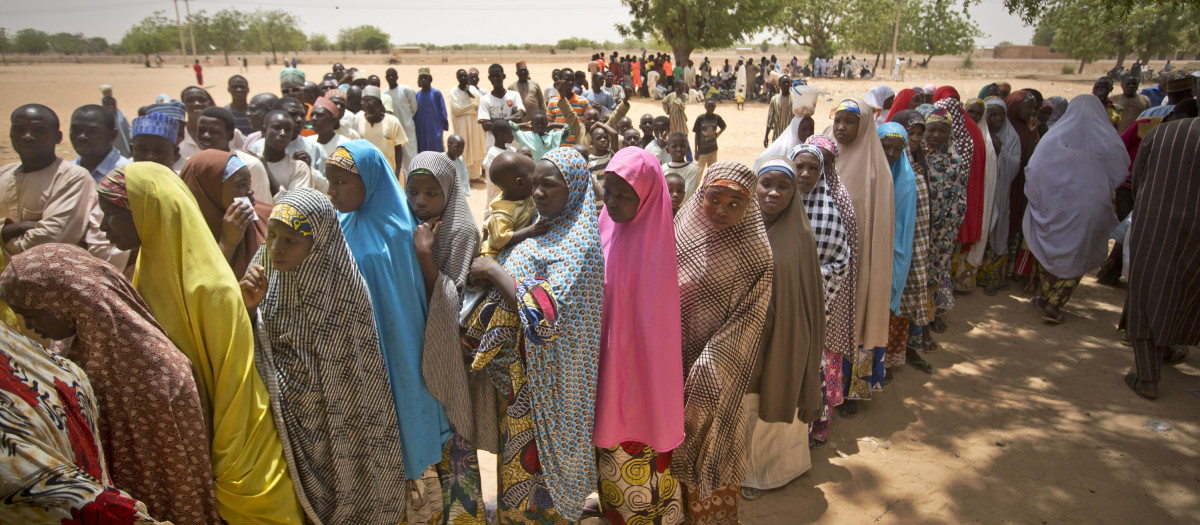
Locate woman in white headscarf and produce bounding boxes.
[977,97,1023,294]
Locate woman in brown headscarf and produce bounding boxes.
[180,149,273,278]
[1004,90,1039,278]
[0,243,220,525]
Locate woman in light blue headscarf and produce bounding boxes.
[323,140,452,499]
[876,122,916,387]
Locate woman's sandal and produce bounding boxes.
[1124,372,1157,400]
[1031,297,1064,324]
[930,318,948,333]
[1165,345,1189,364]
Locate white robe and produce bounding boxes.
[448,86,485,178]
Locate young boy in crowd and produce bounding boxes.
[638,114,656,147]
[692,97,727,174]
[736,90,745,110]
[665,172,687,215]
[482,118,515,199]
[444,134,469,195]
[644,116,671,165]
[620,128,641,151]
[662,132,699,202]
[587,125,615,180]
[480,151,544,258]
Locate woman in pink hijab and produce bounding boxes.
[593,147,686,524]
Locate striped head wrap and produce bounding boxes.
[789,143,826,174]
[926,108,953,127]
[757,157,796,180]
[835,99,861,116]
[97,166,129,209]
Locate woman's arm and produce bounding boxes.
[470,256,518,308]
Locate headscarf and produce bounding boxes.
[755,114,811,170]
[915,103,936,118]
[332,140,450,479]
[750,156,826,424]
[933,96,986,247]
[932,85,960,104]
[672,161,773,498]
[790,143,848,306]
[964,99,1000,266]
[890,109,929,176]
[1022,95,1126,279]
[1045,96,1069,128]
[180,150,272,279]
[977,83,999,99]
[923,108,967,301]
[114,161,303,523]
[0,243,220,525]
[985,97,1022,255]
[877,122,917,314]
[250,188,409,523]
[1005,90,1038,242]
[885,88,919,123]
[804,133,858,358]
[865,85,896,126]
[313,96,338,115]
[885,112,935,324]
[97,165,129,208]
[594,147,684,451]
[406,151,498,454]
[997,82,1012,98]
[826,98,894,350]
[473,147,604,521]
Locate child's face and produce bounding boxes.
[532,114,549,135]
[405,173,446,222]
[666,176,686,210]
[266,219,316,272]
[446,138,465,159]
[653,122,669,140]
[639,115,654,133]
[667,138,687,161]
[621,129,640,149]
[592,128,610,153]
[583,109,600,128]
[704,100,716,114]
[617,118,632,133]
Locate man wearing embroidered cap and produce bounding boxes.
[508,60,544,123]
[129,112,181,169]
[356,85,409,181]
[280,67,306,100]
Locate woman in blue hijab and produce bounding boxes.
[876,122,916,386]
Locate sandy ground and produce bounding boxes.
[2,58,1198,523]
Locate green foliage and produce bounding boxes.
[1031,19,1056,47]
[842,0,898,58]
[245,9,305,61]
[207,9,246,64]
[309,34,330,53]
[900,0,981,60]
[617,0,780,65]
[119,12,176,59]
[770,0,846,60]
[1061,64,1075,74]
[14,29,51,54]
[999,0,1200,25]
[338,25,390,54]
[760,41,771,52]
[555,37,601,51]
[959,52,975,69]
[84,37,109,54]
[49,33,85,55]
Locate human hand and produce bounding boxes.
[414,218,441,256]
[239,265,268,309]
[222,200,254,244]
[469,256,497,286]
[291,150,311,166]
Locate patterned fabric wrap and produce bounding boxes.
[0,324,164,525]
[934,98,975,187]
[672,161,774,498]
[684,482,741,525]
[269,203,313,238]
[598,442,684,525]
[923,125,967,311]
[805,134,858,359]
[223,154,246,180]
[915,103,936,118]
[898,145,935,325]
[835,99,861,116]
[251,187,409,524]
[925,108,953,127]
[0,244,221,525]
[791,143,849,314]
[467,147,603,522]
[326,146,358,173]
[97,165,130,209]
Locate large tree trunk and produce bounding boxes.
[1114,49,1127,69]
[873,53,881,70]
[223,51,230,66]
[673,46,693,70]
[270,43,278,62]
[1078,58,1086,74]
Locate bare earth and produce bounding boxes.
[1,57,1197,524]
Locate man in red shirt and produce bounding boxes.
[193,60,203,85]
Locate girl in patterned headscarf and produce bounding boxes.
[240,188,409,524]
[876,122,917,382]
[670,161,773,524]
[0,243,220,525]
[406,151,495,523]
[923,108,967,348]
[887,110,936,372]
[180,149,273,279]
[465,147,604,523]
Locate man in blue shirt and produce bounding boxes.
[584,72,616,112]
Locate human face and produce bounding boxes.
[793,152,822,193]
[639,114,654,134]
[532,160,569,217]
[517,66,530,82]
[362,96,384,122]
[489,68,506,91]
[882,136,907,166]
[469,71,480,86]
[367,75,381,88]
[11,306,74,340]
[265,219,315,272]
[405,173,446,222]
[456,69,469,87]
[778,76,791,93]
[617,117,632,133]
[833,111,860,145]
[280,101,307,140]
[1018,98,1036,122]
[966,103,984,123]
[908,93,923,109]
[906,124,925,154]
[704,99,716,115]
[591,128,610,153]
[385,69,399,88]
[1092,79,1113,100]
[446,137,465,160]
[666,176,686,210]
[418,74,432,89]
[668,138,687,162]
[797,119,815,143]
[310,106,338,136]
[196,116,230,151]
[130,134,177,167]
[583,109,601,128]
[602,173,639,222]
[1121,76,1138,97]
[221,167,254,207]
[559,73,575,95]
[10,107,60,163]
[99,198,140,251]
[621,129,640,150]
[653,121,669,141]
[925,121,951,149]
[326,164,366,212]
[1036,105,1053,124]
[248,95,275,130]
[702,186,749,231]
[228,78,249,102]
[281,81,304,99]
[69,112,115,159]
[605,72,614,87]
[985,105,1006,134]
[756,170,794,219]
[531,113,549,135]
[263,114,293,152]
[181,89,212,120]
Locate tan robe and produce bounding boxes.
[0,158,94,256]
[449,85,485,179]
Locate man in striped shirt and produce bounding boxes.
[546,68,589,144]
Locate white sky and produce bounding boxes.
[1,0,1033,48]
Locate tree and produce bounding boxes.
[0,28,8,64]
[84,37,109,54]
[770,0,846,61]
[14,29,51,54]
[1047,0,1122,73]
[997,0,1200,24]
[207,9,245,65]
[1031,19,1056,47]
[245,9,305,62]
[842,0,899,68]
[120,12,177,60]
[337,25,389,54]
[309,34,330,53]
[900,0,981,64]
[50,32,85,55]
[617,0,781,66]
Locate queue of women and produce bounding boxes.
[2,74,1194,525]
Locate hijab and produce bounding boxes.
[0,243,220,525]
[877,122,917,314]
[964,99,999,266]
[986,97,1023,255]
[180,149,273,279]
[755,114,810,170]
[804,134,859,358]
[790,143,850,307]
[864,85,896,125]
[751,157,826,424]
[251,188,408,523]
[890,109,929,175]
[1046,96,1069,128]
[594,147,685,451]
[106,161,304,524]
[885,88,919,123]
[933,93,986,246]
[827,98,894,350]
[1022,95,1127,278]
[407,151,498,454]
[332,140,451,479]
[672,161,773,498]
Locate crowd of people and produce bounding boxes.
[1,54,1198,525]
